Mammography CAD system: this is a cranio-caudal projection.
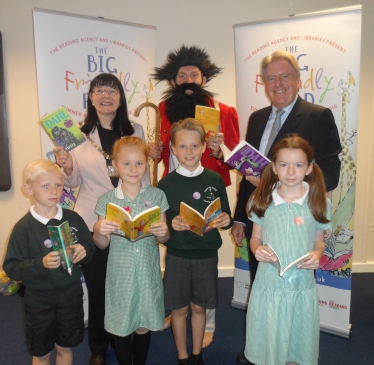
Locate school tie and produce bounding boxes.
[264,109,285,156]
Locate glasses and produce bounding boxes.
[92,88,119,96]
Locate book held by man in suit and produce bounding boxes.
[220,140,270,177]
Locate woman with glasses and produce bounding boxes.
[54,73,149,365]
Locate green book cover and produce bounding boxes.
[47,221,74,275]
[40,106,86,152]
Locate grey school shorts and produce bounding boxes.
[163,253,218,310]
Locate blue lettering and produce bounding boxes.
[304,93,314,103]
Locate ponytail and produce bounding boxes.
[306,162,329,223]
[248,163,278,218]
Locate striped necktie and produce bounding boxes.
[264,109,285,156]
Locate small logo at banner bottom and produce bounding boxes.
[318,299,327,306]
[329,300,348,310]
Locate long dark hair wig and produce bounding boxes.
[80,73,134,138]
[249,134,329,224]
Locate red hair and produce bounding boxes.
[249,135,329,223]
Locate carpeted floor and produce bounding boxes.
[0,274,373,364]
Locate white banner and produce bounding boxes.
[233,6,361,338]
[33,8,156,158]
[33,8,156,324]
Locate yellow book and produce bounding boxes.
[195,105,220,135]
[106,203,161,242]
[179,198,222,237]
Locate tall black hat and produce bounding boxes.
[152,45,222,83]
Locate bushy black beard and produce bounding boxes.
[163,83,216,124]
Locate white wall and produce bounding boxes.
[1,0,373,275]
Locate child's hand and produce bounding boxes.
[70,244,86,263]
[149,221,168,237]
[210,212,230,229]
[297,251,320,270]
[95,219,120,236]
[254,247,277,263]
[43,251,61,269]
[172,215,190,231]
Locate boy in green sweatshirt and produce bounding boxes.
[158,119,232,365]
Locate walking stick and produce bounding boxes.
[134,102,161,187]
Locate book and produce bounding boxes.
[263,243,310,277]
[179,197,222,237]
[221,140,270,177]
[47,221,74,275]
[106,203,161,242]
[195,105,220,135]
[40,106,86,152]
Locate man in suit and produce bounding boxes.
[233,50,342,365]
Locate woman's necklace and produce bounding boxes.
[85,134,119,178]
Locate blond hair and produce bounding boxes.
[261,50,300,79]
[170,118,206,145]
[24,159,62,184]
[112,136,150,160]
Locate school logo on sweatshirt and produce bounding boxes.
[203,186,217,204]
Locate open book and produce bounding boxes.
[106,203,161,242]
[221,140,270,177]
[263,243,310,277]
[47,221,74,275]
[180,197,222,237]
[195,105,220,135]
[40,106,86,152]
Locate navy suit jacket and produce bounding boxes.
[233,96,342,237]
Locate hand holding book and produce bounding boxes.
[263,243,310,277]
[105,203,161,242]
[70,244,87,264]
[43,251,62,270]
[178,198,222,237]
[221,140,270,177]
[206,131,225,159]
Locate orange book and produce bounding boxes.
[179,198,222,237]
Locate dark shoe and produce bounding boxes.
[236,353,254,365]
[189,353,205,365]
[89,354,106,365]
[177,358,190,365]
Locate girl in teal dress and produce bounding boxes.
[93,136,170,365]
[244,135,331,365]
